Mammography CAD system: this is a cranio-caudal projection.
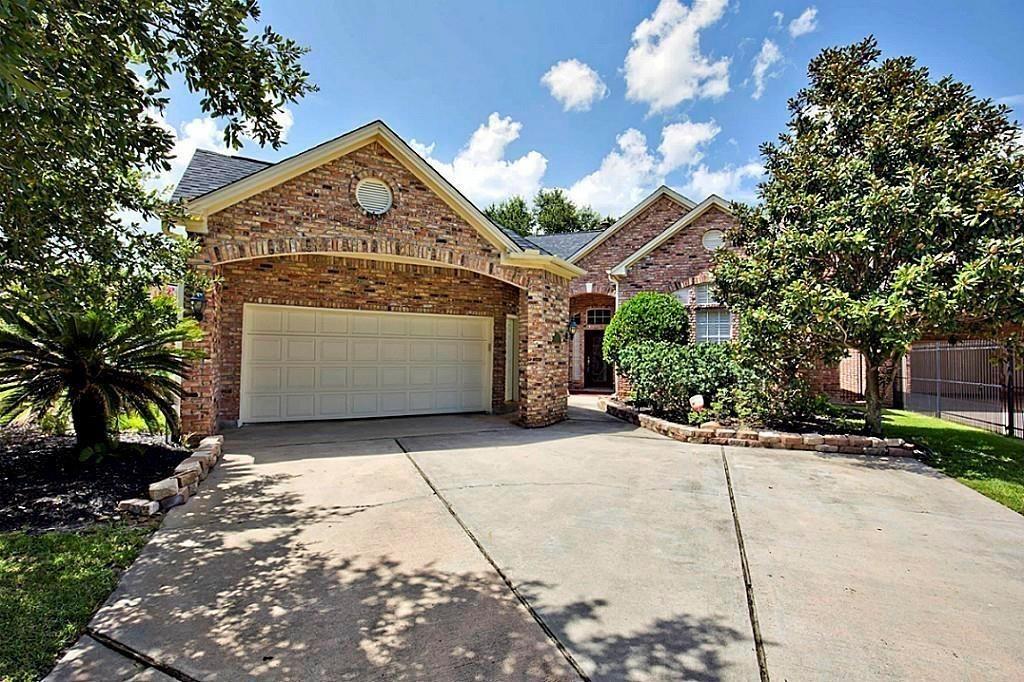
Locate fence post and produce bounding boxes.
[934,342,941,418]
[1008,346,1017,439]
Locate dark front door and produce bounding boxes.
[584,329,612,389]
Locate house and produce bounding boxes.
[171,120,761,436]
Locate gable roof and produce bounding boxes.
[526,231,602,259]
[174,121,581,271]
[172,150,271,202]
[566,185,695,263]
[609,195,733,277]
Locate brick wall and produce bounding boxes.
[571,194,691,297]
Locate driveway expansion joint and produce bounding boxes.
[720,447,771,682]
[394,437,590,681]
[86,628,200,682]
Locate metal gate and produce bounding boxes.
[894,340,1022,439]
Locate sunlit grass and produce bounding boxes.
[883,409,1024,514]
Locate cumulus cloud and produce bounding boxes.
[624,0,731,114]
[751,39,782,100]
[410,112,548,206]
[567,120,720,215]
[541,59,609,111]
[657,120,721,173]
[788,7,818,37]
[773,10,784,28]
[682,162,764,203]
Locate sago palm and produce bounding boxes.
[0,305,201,449]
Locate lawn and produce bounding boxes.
[0,526,152,682]
[883,409,1024,514]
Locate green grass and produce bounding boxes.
[0,526,151,682]
[883,409,1024,514]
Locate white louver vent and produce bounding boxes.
[355,178,393,214]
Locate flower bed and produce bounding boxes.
[599,397,924,458]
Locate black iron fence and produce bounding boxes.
[896,340,1022,438]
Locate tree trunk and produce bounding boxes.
[863,361,883,436]
[71,390,110,451]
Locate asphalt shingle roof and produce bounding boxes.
[525,231,603,259]
[171,149,272,201]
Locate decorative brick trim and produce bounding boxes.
[598,398,924,458]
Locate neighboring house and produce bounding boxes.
[172,119,828,436]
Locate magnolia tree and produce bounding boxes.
[714,38,1024,435]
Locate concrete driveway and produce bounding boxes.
[52,397,1024,681]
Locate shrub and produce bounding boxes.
[603,292,689,367]
[618,341,741,421]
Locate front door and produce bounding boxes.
[583,329,612,389]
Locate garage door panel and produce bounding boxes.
[318,312,349,335]
[249,336,283,362]
[242,305,491,423]
[286,367,315,390]
[320,339,348,361]
[286,310,316,334]
[319,367,348,388]
[286,338,316,362]
[351,340,379,362]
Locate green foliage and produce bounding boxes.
[533,188,608,234]
[603,292,689,366]
[617,342,741,421]
[484,196,535,236]
[0,298,202,449]
[0,0,316,310]
[713,37,1024,434]
[0,526,151,682]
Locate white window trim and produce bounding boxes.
[696,308,732,344]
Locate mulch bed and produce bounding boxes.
[0,426,188,532]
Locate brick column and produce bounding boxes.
[180,279,221,438]
[518,271,570,427]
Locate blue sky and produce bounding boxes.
[157,0,1024,217]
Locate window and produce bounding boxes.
[702,229,725,250]
[587,308,612,325]
[696,309,731,343]
[694,284,718,306]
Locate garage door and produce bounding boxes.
[240,304,492,424]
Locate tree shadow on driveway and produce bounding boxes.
[88,460,752,681]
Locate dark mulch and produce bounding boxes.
[0,426,188,532]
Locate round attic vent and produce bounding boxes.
[702,229,725,251]
[355,178,393,214]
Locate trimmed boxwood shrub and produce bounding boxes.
[618,341,741,422]
[602,292,689,366]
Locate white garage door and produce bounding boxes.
[240,304,492,424]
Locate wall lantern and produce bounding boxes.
[567,315,579,340]
[189,291,207,322]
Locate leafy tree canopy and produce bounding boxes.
[484,196,534,236]
[0,0,316,313]
[713,37,1024,434]
[533,189,608,234]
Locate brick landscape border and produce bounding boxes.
[117,435,224,516]
[598,397,924,458]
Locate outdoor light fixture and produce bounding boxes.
[189,291,207,322]
[566,315,579,340]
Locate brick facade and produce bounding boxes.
[181,140,570,434]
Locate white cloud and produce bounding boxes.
[410,112,548,206]
[788,7,818,38]
[751,39,782,100]
[541,59,609,112]
[997,94,1024,108]
[567,120,720,215]
[773,10,784,27]
[624,0,731,114]
[682,162,764,203]
[658,120,721,173]
[568,129,659,216]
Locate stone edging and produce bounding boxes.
[117,435,224,516]
[598,398,925,458]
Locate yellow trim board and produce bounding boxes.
[502,251,587,280]
[609,195,733,277]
